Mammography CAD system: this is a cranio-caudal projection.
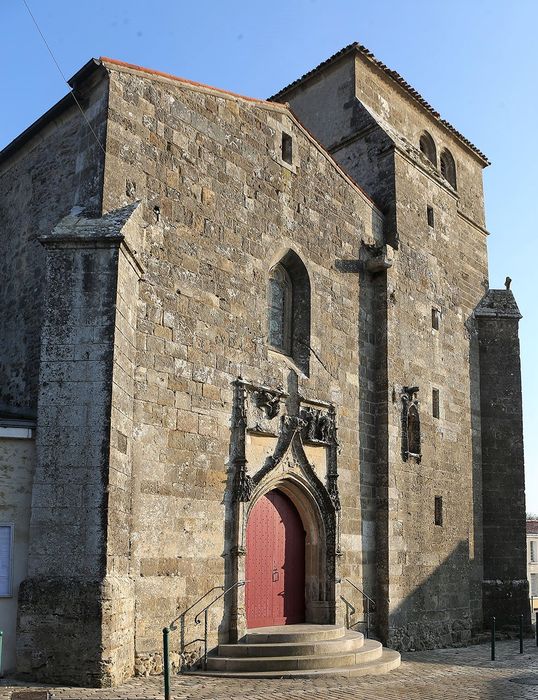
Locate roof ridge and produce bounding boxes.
[99,57,277,107]
[268,42,489,165]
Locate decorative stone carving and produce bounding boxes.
[231,379,341,516]
[231,379,252,503]
[253,390,280,418]
[235,465,253,502]
[244,384,284,436]
[300,405,335,445]
[228,377,341,636]
[401,386,421,463]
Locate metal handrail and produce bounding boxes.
[342,577,376,607]
[168,586,224,631]
[194,580,248,669]
[340,578,376,639]
[163,580,247,699]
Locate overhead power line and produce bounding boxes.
[21,0,106,156]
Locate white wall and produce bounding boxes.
[0,428,35,673]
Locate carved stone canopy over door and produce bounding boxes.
[226,376,341,639]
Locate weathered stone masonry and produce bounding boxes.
[0,44,529,685]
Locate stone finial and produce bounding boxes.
[505,276,512,290]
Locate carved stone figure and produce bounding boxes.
[401,386,421,463]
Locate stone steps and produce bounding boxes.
[244,624,345,644]
[187,623,401,679]
[218,629,364,657]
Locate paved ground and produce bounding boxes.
[1,640,537,700]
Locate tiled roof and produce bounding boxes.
[527,521,538,534]
[100,57,278,107]
[269,42,489,165]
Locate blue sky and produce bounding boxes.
[2,0,537,510]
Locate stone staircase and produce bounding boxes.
[191,624,401,678]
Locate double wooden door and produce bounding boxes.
[245,489,305,628]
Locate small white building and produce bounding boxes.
[0,413,35,674]
[527,520,538,612]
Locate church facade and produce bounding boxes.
[0,43,528,686]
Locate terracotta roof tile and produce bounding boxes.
[269,42,489,165]
[527,521,538,534]
[100,57,277,107]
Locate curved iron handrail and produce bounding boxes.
[194,580,247,625]
[195,580,247,669]
[340,577,378,638]
[168,586,223,631]
[162,579,248,697]
[342,577,376,607]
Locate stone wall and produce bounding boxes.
[476,290,530,630]
[0,71,107,414]
[278,49,490,649]
[100,61,383,668]
[17,206,140,686]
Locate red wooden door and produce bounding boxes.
[245,489,305,628]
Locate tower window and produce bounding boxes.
[440,148,457,190]
[427,206,434,228]
[419,131,437,166]
[432,308,440,331]
[432,388,440,418]
[434,496,443,526]
[282,132,293,165]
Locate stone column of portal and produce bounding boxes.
[475,286,530,631]
[16,204,142,687]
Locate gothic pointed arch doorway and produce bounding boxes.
[245,489,305,628]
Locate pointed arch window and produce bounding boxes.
[267,251,311,375]
[268,263,292,355]
[440,148,457,190]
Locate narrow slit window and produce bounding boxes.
[282,132,293,165]
[434,496,443,526]
[432,388,440,418]
[427,206,434,228]
[432,308,440,331]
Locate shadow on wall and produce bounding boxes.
[386,540,530,653]
[387,540,474,652]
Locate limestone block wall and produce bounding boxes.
[352,53,487,228]
[17,231,119,685]
[0,73,108,414]
[102,213,144,684]
[100,62,383,669]
[476,291,529,630]
[275,52,490,649]
[15,204,143,686]
[381,152,488,649]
